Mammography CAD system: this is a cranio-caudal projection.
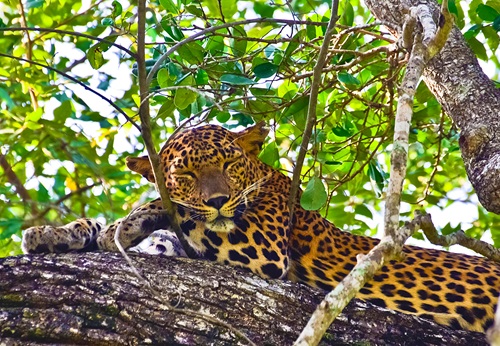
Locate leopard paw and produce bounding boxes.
[129,230,187,257]
[21,218,102,254]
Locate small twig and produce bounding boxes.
[287,0,340,214]
[0,27,136,58]
[0,52,140,131]
[420,215,500,262]
[22,183,100,227]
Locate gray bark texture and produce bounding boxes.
[365,0,500,214]
[0,253,488,345]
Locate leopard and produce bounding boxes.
[22,122,500,333]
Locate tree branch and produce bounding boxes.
[295,4,452,344]
[0,253,488,345]
[420,214,500,262]
[134,0,198,258]
[287,0,340,214]
[145,18,329,86]
[0,154,38,216]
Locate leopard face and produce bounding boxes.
[127,123,270,233]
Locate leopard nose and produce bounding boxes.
[204,196,230,209]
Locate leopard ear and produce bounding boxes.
[235,121,269,156]
[126,156,156,183]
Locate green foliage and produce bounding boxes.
[0,0,498,257]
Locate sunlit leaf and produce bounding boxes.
[300,176,327,211]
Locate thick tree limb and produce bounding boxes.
[0,253,488,345]
[364,0,500,214]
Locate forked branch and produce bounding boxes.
[294,2,452,345]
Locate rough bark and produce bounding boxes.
[0,253,487,345]
[364,0,500,214]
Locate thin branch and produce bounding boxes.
[287,1,340,213]
[0,154,38,215]
[383,34,426,237]
[421,215,500,262]
[295,3,454,344]
[146,18,329,86]
[23,183,101,226]
[134,0,198,258]
[0,52,140,132]
[0,27,136,58]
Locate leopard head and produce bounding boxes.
[126,122,269,233]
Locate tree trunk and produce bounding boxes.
[0,253,487,345]
[365,0,500,214]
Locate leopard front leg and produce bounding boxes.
[96,199,175,252]
[22,199,185,256]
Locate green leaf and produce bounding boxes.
[203,0,237,18]
[254,1,275,18]
[338,71,361,86]
[253,62,279,78]
[355,204,373,219]
[284,30,305,62]
[340,1,354,26]
[230,26,247,58]
[26,0,44,9]
[494,16,500,31]
[300,176,327,211]
[87,44,105,69]
[37,183,50,203]
[0,87,15,109]
[464,24,481,39]
[185,5,204,17]
[195,69,209,85]
[157,68,169,88]
[215,111,230,123]
[160,0,179,14]
[0,220,23,240]
[174,75,197,110]
[220,74,255,85]
[177,42,204,64]
[477,4,499,21]
[157,100,176,119]
[25,108,43,123]
[466,36,488,60]
[259,142,279,167]
[368,160,385,196]
[54,100,73,122]
[112,0,122,17]
[101,18,114,26]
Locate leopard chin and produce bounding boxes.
[206,218,235,233]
